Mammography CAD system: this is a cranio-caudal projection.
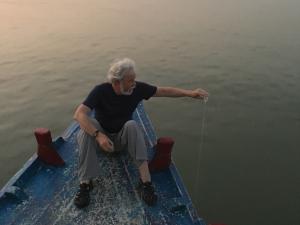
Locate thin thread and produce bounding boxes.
[193,98,208,204]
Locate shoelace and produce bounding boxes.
[143,183,154,194]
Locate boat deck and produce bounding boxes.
[0,103,205,225]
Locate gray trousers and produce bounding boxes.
[77,119,148,182]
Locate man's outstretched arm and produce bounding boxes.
[153,87,209,99]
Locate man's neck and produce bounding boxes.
[111,82,121,95]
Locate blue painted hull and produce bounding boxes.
[0,103,206,225]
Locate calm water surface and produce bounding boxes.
[1,0,300,224]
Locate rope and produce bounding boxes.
[193,97,208,204]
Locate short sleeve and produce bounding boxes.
[137,82,157,100]
[82,86,101,110]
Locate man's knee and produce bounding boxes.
[124,120,139,131]
[125,120,139,129]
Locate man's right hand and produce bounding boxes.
[96,133,114,152]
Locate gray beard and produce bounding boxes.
[120,84,134,95]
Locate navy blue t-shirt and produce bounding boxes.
[83,81,157,133]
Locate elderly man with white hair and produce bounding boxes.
[73,58,209,208]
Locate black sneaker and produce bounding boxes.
[137,180,158,206]
[74,181,93,208]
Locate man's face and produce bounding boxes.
[120,69,136,95]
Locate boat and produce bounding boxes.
[0,102,206,225]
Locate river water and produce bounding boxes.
[1,0,300,224]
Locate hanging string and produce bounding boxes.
[193,96,208,204]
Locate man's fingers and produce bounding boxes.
[107,142,114,152]
[100,142,111,152]
[97,135,114,152]
[108,139,114,151]
[199,89,209,96]
[104,141,114,152]
[192,89,209,100]
[198,89,209,97]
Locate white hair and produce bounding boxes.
[107,58,136,83]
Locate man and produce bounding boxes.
[73,58,208,208]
